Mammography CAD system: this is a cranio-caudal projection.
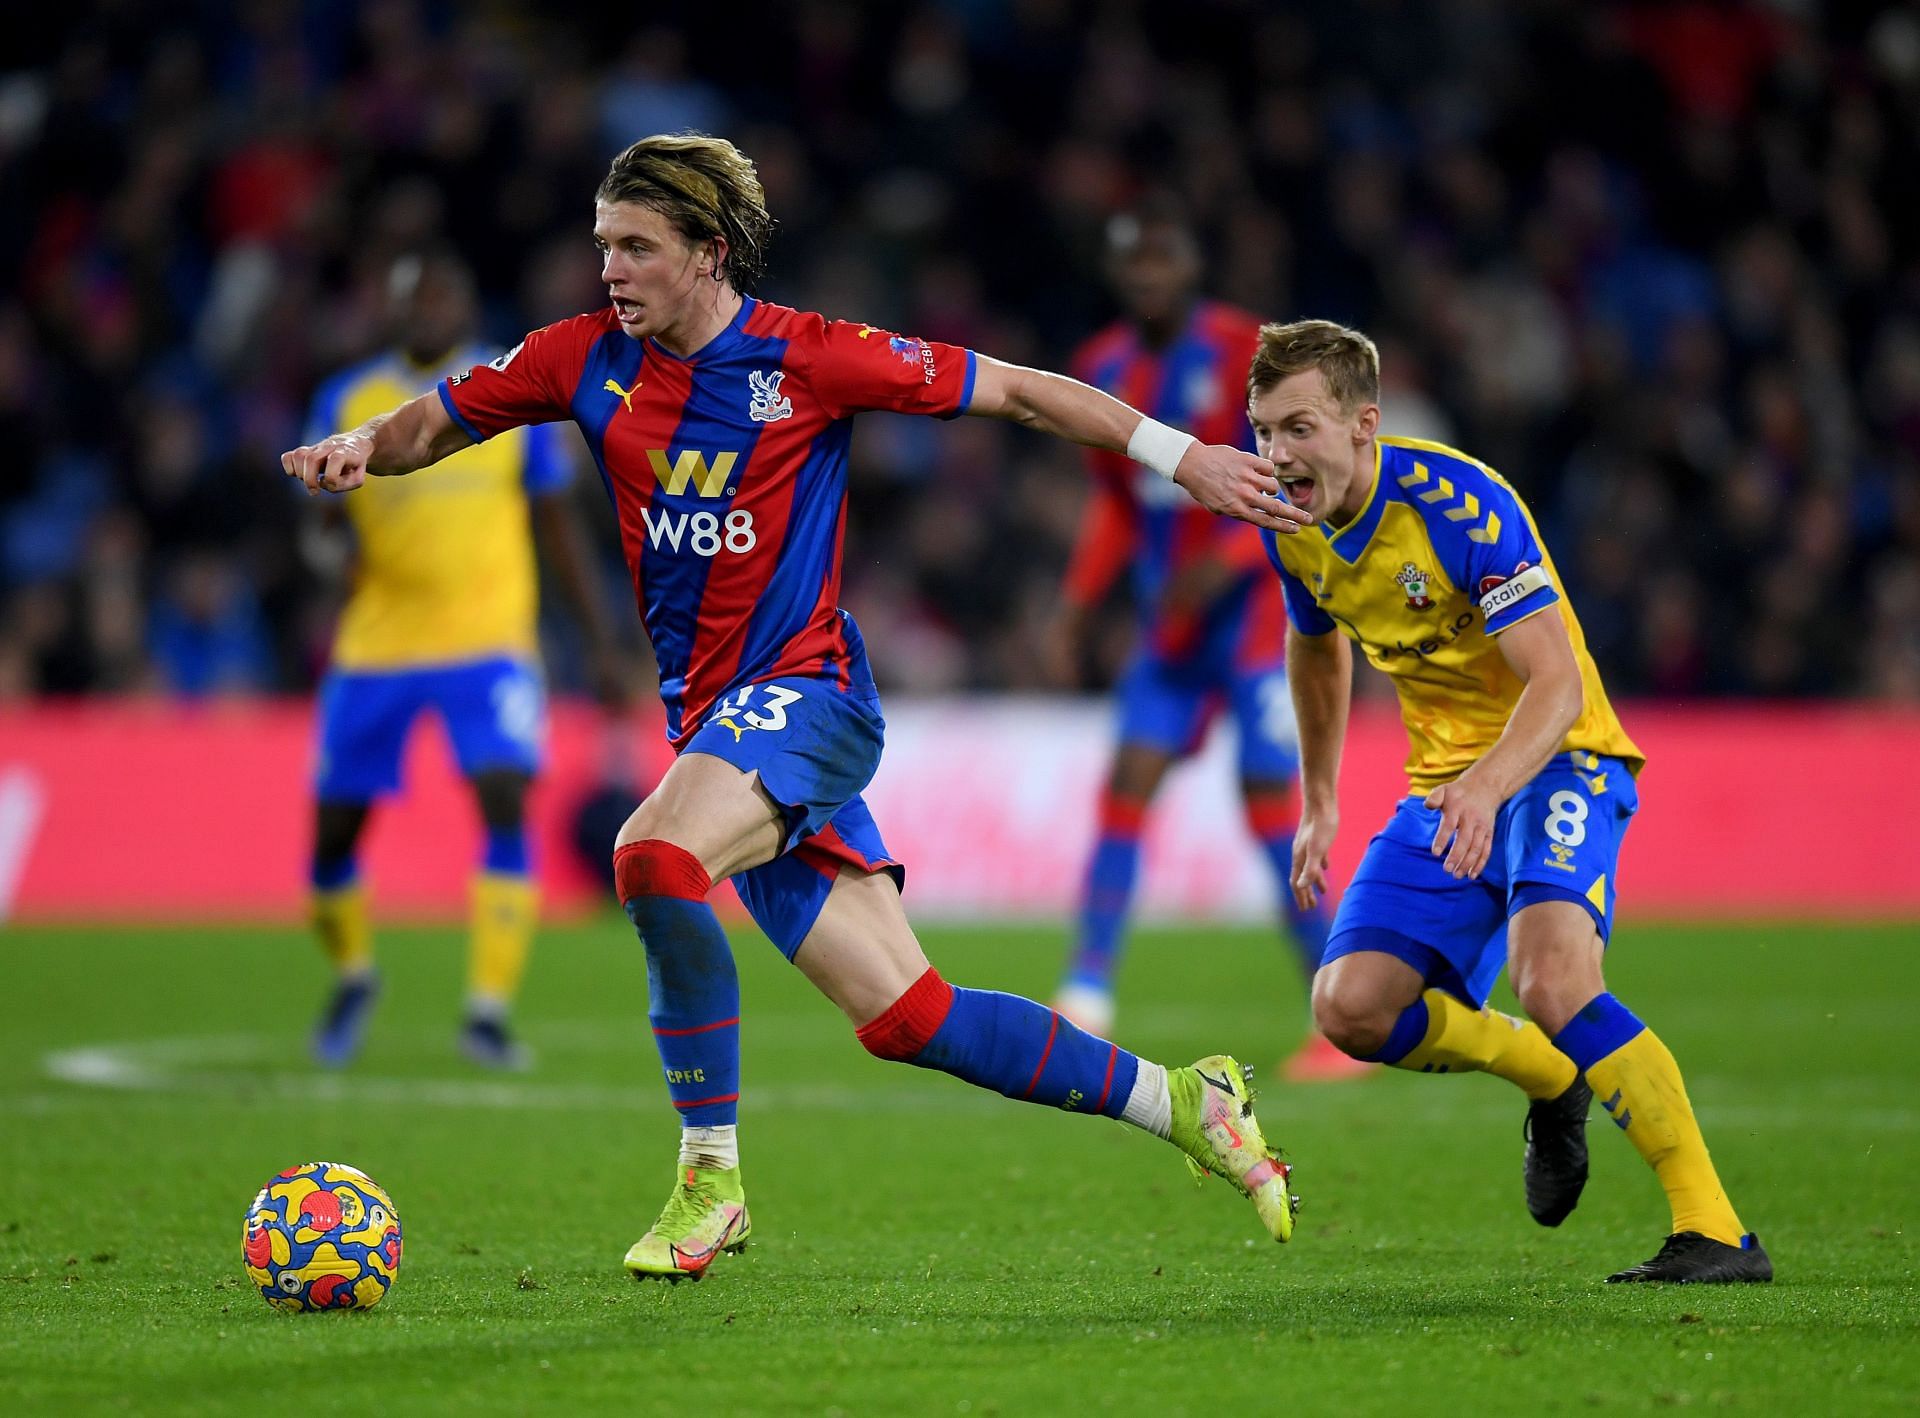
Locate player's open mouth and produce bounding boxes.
[611,297,642,321]
[1280,477,1314,506]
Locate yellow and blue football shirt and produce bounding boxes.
[305,347,568,670]
[1265,435,1642,794]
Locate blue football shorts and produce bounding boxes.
[314,656,546,801]
[1321,751,1640,1006]
[1115,650,1301,782]
[681,677,901,959]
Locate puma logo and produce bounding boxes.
[604,377,640,413]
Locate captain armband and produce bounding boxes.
[1478,563,1553,621]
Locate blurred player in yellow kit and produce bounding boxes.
[304,250,628,1068]
[1254,320,1769,1283]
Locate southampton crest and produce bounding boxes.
[1394,561,1435,610]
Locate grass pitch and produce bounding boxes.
[1,916,1914,1414]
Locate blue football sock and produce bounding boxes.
[615,841,740,1129]
[483,824,530,876]
[627,895,741,1127]
[310,854,358,891]
[1550,992,1647,1073]
[917,987,1140,1119]
[1266,833,1332,975]
[1361,995,1432,1065]
[1244,792,1331,988]
[1065,792,1146,992]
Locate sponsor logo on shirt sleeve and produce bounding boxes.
[888,334,938,384]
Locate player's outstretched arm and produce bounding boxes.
[280,392,474,496]
[1425,609,1585,879]
[1287,624,1351,911]
[965,357,1312,535]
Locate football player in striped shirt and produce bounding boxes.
[284,134,1312,1280]
[1049,201,1352,1081]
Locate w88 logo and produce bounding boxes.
[642,507,757,556]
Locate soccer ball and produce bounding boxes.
[242,1162,402,1312]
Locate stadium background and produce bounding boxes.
[3,0,1919,920]
[5,7,1919,1414]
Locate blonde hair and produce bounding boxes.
[597,134,775,290]
[1247,319,1381,409]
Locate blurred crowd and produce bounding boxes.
[3,0,1918,701]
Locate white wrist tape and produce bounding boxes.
[1127,417,1197,481]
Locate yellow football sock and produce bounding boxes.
[1396,989,1578,1101]
[311,883,373,976]
[468,871,539,1006]
[1585,1028,1744,1245]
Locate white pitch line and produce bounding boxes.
[31,1032,1920,1131]
[36,1033,1006,1116]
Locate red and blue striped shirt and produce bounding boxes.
[1062,301,1284,669]
[441,298,977,745]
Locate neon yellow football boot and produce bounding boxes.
[1169,1054,1299,1243]
[623,1164,751,1280]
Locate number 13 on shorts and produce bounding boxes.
[709,683,804,734]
